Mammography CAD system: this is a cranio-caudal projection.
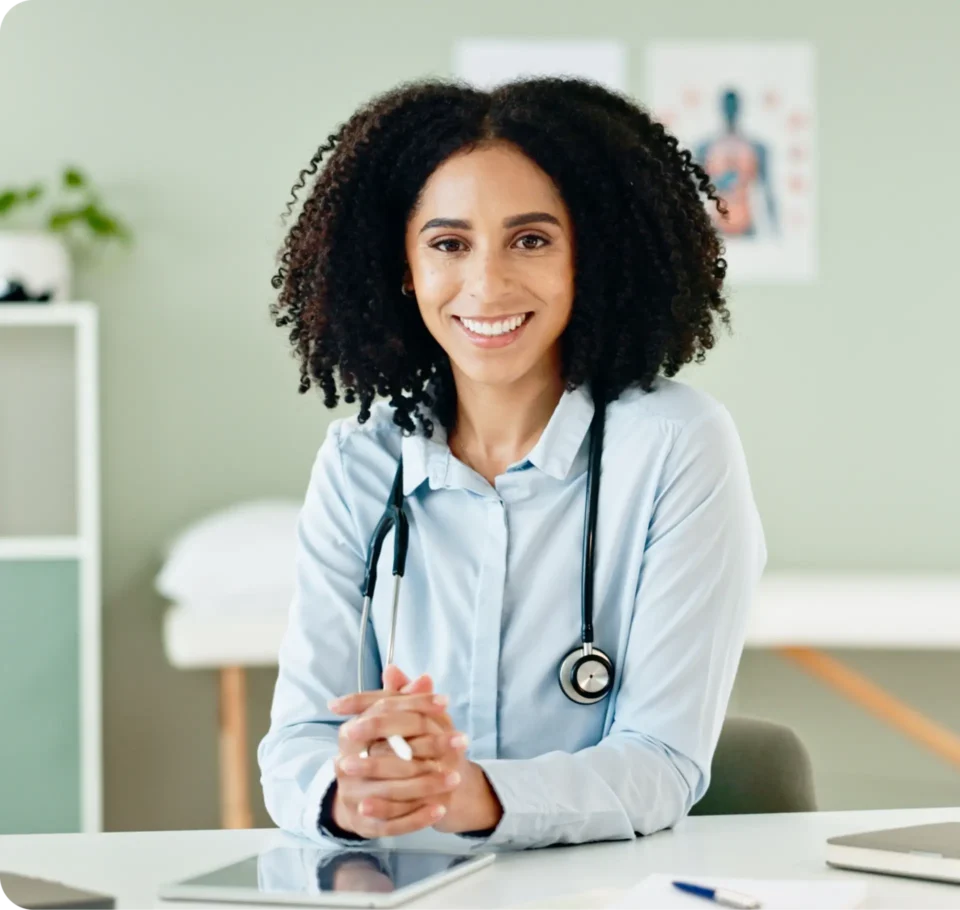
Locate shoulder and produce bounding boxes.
[606,376,734,444]
[602,377,748,487]
[324,400,405,463]
[311,401,407,502]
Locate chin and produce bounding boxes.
[451,357,539,388]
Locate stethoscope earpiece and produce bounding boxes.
[558,645,614,705]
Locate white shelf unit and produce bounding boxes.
[0,301,102,834]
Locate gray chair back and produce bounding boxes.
[689,716,817,816]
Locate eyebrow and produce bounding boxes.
[418,211,561,234]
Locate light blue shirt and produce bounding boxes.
[258,377,767,850]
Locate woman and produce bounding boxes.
[258,76,767,850]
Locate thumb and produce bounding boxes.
[401,673,434,694]
[381,664,410,693]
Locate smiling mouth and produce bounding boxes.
[454,312,532,338]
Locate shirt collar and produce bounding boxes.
[400,381,596,494]
[524,382,595,480]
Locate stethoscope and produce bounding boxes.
[356,397,614,705]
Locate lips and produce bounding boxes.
[453,312,534,348]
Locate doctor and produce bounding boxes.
[258,76,767,850]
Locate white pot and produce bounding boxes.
[0,230,72,302]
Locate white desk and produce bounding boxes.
[2,807,959,909]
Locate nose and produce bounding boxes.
[465,247,514,304]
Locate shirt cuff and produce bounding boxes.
[457,759,547,848]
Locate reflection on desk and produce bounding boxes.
[256,845,477,896]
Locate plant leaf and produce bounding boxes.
[84,206,115,234]
[63,167,86,188]
[48,210,81,230]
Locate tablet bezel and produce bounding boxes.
[157,848,496,908]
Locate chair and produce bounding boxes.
[689,716,817,816]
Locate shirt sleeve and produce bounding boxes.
[468,403,768,849]
[256,420,380,844]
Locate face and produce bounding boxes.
[403,141,575,390]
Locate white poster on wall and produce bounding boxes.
[647,42,817,285]
[453,39,627,92]
[0,0,29,21]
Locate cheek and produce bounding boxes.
[536,266,575,323]
[412,264,459,313]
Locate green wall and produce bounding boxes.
[2,0,958,830]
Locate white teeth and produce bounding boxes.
[460,314,527,336]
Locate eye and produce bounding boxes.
[430,238,467,253]
[515,233,549,250]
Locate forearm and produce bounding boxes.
[468,732,699,849]
[257,723,342,843]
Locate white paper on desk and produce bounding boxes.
[607,874,868,910]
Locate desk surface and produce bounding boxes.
[2,807,959,909]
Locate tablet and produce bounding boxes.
[157,844,496,908]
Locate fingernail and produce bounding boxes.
[445,771,461,787]
[327,697,344,710]
[431,804,446,819]
[339,757,362,773]
[450,733,469,749]
[432,694,449,707]
[358,801,370,816]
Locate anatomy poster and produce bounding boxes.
[647,43,817,284]
[453,39,627,92]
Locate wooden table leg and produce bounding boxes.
[219,666,253,829]
[780,647,960,770]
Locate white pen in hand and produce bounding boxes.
[387,735,413,761]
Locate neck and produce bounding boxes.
[449,361,565,479]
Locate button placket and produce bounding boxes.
[466,494,507,759]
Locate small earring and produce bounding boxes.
[401,284,414,298]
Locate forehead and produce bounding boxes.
[415,142,567,215]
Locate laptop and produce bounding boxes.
[826,822,960,885]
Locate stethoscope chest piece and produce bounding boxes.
[558,645,614,705]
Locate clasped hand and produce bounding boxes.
[327,665,502,838]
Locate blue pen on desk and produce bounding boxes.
[672,881,762,909]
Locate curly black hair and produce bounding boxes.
[270,76,729,436]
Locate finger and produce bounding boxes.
[368,731,468,762]
[328,690,449,717]
[352,801,447,838]
[382,664,412,692]
[338,713,435,758]
[351,796,433,821]
[342,711,435,746]
[347,768,462,803]
[367,693,450,718]
[337,752,434,780]
[400,673,432,694]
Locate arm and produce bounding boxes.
[469,404,768,849]
[257,420,379,843]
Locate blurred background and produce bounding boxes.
[1,0,958,836]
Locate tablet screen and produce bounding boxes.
[169,845,485,901]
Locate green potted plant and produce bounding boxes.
[0,165,133,303]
